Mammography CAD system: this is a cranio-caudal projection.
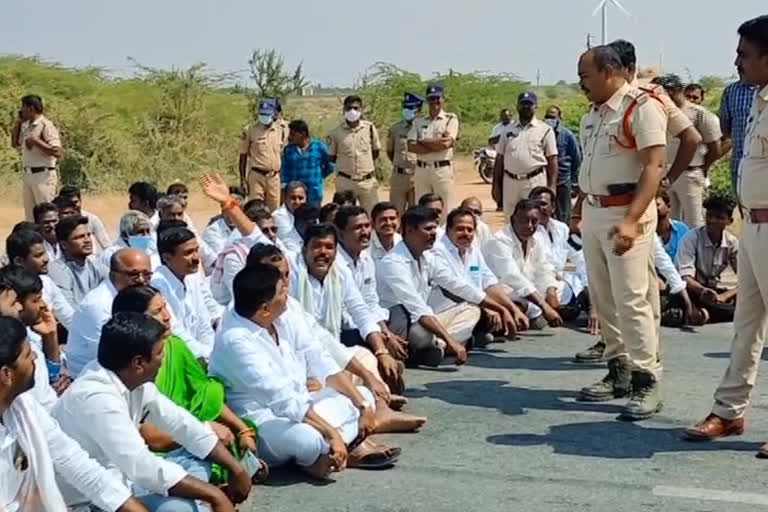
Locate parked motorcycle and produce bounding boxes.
[473,147,496,184]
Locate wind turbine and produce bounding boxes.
[592,0,631,45]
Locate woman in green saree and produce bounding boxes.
[111,284,268,485]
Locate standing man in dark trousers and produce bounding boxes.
[544,105,581,223]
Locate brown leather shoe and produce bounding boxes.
[684,413,745,441]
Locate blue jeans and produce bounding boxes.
[134,448,212,512]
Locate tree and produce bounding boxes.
[247,49,308,101]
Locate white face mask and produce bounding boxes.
[402,108,416,121]
[258,114,273,125]
[344,108,362,122]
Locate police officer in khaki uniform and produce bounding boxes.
[685,16,768,450]
[573,46,668,421]
[386,93,423,213]
[491,92,559,218]
[328,95,381,214]
[239,98,285,211]
[11,94,63,221]
[407,84,459,221]
[274,98,291,146]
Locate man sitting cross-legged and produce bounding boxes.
[53,312,251,512]
[209,264,402,479]
[676,194,739,324]
[377,206,514,366]
[483,199,565,329]
[429,207,528,346]
[369,201,402,262]
[0,315,150,512]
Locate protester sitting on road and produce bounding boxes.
[656,191,690,260]
[429,207,527,345]
[33,201,61,262]
[332,189,357,207]
[483,199,565,329]
[52,194,78,219]
[273,181,308,245]
[369,201,402,262]
[58,185,111,254]
[676,194,739,323]
[319,202,339,224]
[460,196,493,245]
[47,214,108,309]
[417,192,446,239]
[209,264,401,479]
[101,210,160,270]
[202,185,246,255]
[128,181,160,232]
[53,312,252,511]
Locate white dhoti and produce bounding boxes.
[256,386,374,467]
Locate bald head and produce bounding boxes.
[461,196,482,211]
[110,248,152,290]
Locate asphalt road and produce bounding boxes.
[245,321,768,512]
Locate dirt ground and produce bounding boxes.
[0,155,502,243]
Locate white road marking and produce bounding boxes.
[653,485,768,506]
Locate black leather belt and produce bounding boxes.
[251,167,279,177]
[686,166,704,171]
[394,167,412,175]
[27,166,56,174]
[338,171,374,181]
[504,167,544,181]
[416,160,451,168]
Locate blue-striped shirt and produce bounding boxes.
[720,81,757,177]
[281,139,334,204]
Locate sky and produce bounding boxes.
[1,0,765,86]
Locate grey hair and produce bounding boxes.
[588,45,624,72]
[119,210,151,237]
[156,194,184,212]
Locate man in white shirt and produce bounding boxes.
[377,207,513,366]
[430,208,528,345]
[370,201,402,262]
[460,197,493,246]
[209,264,400,479]
[529,187,588,320]
[417,193,446,240]
[6,227,74,329]
[32,202,61,262]
[54,312,250,511]
[58,185,111,253]
[273,181,308,247]
[66,248,153,376]
[483,199,565,329]
[102,210,161,270]
[281,203,320,253]
[0,316,150,512]
[152,227,216,360]
[333,207,409,384]
[128,182,160,233]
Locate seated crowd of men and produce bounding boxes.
[0,155,737,509]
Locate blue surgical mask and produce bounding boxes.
[544,117,559,129]
[402,108,416,121]
[128,235,155,252]
[258,114,274,125]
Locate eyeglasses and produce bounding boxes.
[469,209,483,217]
[114,269,153,281]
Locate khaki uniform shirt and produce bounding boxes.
[665,102,722,168]
[20,115,61,168]
[328,120,381,178]
[407,110,459,163]
[676,226,738,291]
[277,118,290,144]
[387,120,417,170]
[632,80,693,137]
[579,83,668,201]
[496,118,557,175]
[738,84,768,209]
[239,122,284,173]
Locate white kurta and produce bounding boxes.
[209,309,372,467]
[64,279,118,376]
[533,219,586,302]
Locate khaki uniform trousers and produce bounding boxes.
[502,172,547,219]
[408,302,481,351]
[389,170,415,213]
[582,202,662,378]
[712,222,768,419]
[414,164,455,221]
[22,169,58,221]
[248,170,281,212]
[335,175,379,214]
[668,170,706,228]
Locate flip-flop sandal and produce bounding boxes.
[353,451,397,469]
[252,459,270,484]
